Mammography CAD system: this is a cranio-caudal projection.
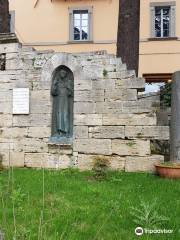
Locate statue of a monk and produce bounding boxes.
[51,67,73,138]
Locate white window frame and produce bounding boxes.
[69,7,93,42]
[150,1,176,38]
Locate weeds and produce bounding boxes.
[103,69,108,77]
[92,156,110,180]
[130,199,169,228]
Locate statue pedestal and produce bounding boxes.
[48,138,73,156]
[48,137,73,146]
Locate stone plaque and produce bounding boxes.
[13,88,29,114]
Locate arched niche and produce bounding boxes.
[50,65,74,142]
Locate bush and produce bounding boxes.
[92,156,110,180]
[160,81,172,108]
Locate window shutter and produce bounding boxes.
[88,7,93,41]
[69,9,73,41]
[150,7,155,37]
[170,5,176,37]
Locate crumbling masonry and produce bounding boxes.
[0,42,169,171]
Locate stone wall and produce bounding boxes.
[0,43,169,172]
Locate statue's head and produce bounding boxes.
[59,69,67,78]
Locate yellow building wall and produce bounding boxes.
[9,0,180,77]
[139,0,180,76]
[9,0,118,53]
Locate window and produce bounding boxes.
[155,7,170,37]
[150,2,176,38]
[73,10,89,41]
[69,7,92,42]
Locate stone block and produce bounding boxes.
[0,90,12,102]
[6,59,22,70]
[82,65,104,78]
[0,101,12,114]
[27,127,51,138]
[74,114,102,126]
[92,79,115,90]
[0,127,27,139]
[74,90,91,102]
[110,156,125,170]
[112,139,150,156]
[0,114,12,127]
[102,113,157,126]
[31,90,51,101]
[0,142,10,151]
[6,52,20,60]
[95,102,123,114]
[30,101,51,114]
[25,153,71,169]
[125,126,169,140]
[74,90,104,102]
[13,114,51,127]
[108,70,130,79]
[25,153,48,168]
[89,126,125,139]
[0,74,17,83]
[0,82,15,91]
[122,100,153,113]
[125,155,164,172]
[9,152,24,167]
[23,138,48,153]
[74,102,95,114]
[74,126,88,139]
[30,114,51,127]
[47,154,72,169]
[115,78,145,89]
[0,43,20,53]
[105,89,137,101]
[92,89,104,102]
[13,115,30,127]
[58,154,72,169]
[74,139,112,155]
[107,70,135,79]
[10,139,23,152]
[0,70,22,76]
[75,80,92,90]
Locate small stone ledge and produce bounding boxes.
[48,139,73,155]
[48,142,72,147]
[48,137,72,148]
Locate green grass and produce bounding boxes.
[0,168,180,239]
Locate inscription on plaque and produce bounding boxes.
[13,88,29,114]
